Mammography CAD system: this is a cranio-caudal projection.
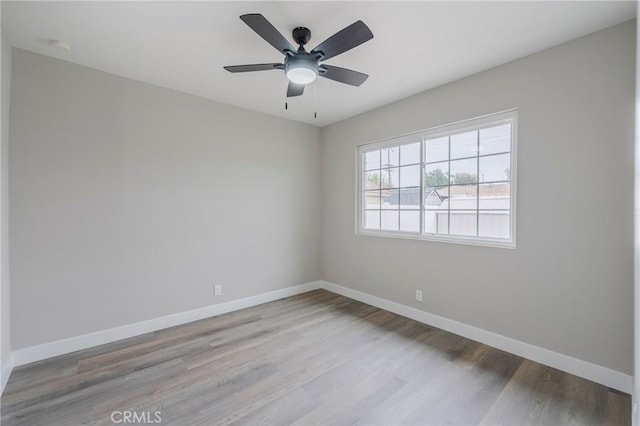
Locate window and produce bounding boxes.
[357,110,517,248]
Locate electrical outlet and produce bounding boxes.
[416,290,423,302]
[214,285,222,297]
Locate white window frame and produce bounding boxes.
[356,109,518,249]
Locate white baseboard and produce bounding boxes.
[12,281,322,368]
[8,279,632,395]
[1,352,13,394]
[320,280,632,394]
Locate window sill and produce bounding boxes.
[356,229,516,249]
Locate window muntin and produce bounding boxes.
[357,111,517,248]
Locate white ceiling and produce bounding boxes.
[2,1,636,127]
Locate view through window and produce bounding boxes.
[358,111,517,247]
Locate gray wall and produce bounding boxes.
[1,26,11,375]
[9,49,321,350]
[321,21,635,374]
[6,20,635,377]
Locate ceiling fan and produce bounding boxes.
[224,14,374,98]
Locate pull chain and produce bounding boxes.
[285,80,288,110]
[313,79,317,119]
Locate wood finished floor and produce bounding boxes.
[1,289,631,426]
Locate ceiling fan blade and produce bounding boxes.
[240,14,296,55]
[310,20,373,61]
[287,82,305,97]
[320,65,369,86]
[224,63,283,73]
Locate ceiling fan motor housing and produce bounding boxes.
[292,27,311,47]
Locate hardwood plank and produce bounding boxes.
[226,387,317,426]
[188,312,407,425]
[4,358,186,426]
[5,332,157,394]
[1,290,630,426]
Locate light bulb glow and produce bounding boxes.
[286,67,317,85]
[285,59,317,85]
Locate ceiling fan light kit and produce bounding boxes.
[285,57,317,85]
[224,13,373,101]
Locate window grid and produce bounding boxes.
[424,150,510,165]
[363,145,425,232]
[358,110,516,248]
[424,128,510,238]
[419,140,424,234]
[447,135,451,234]
[476,131,480,237]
